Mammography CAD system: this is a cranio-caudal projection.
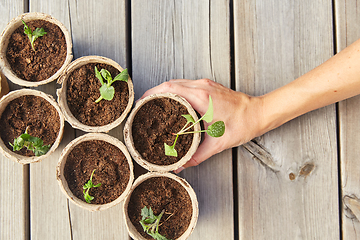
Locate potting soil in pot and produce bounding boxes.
[64,140,130,204]
[66,63,129,126]
[6,20,67,82]
[128,177,193,240]
[0,95,60,156]
[132,98,193,165]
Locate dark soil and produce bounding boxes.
[0,95,60,156]
[6,20,67,82]
[132,98,193,165]
[66,63,129,126]
[64,140,130,204]
[128,176,193,240]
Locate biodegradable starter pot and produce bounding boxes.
[0,12,73,87]
[123,172,198,240]
[124,93,201,172]
[56,133,134,211]
[57,55,134,132]
[0,89,64,164]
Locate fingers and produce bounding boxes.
[174,137,222,173]
[141,80,210,115]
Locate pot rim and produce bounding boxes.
[124,93,201,172]
[123,172,199,240]
[0,12,73,87]
[0,70,9,99]
[56,132,134,211]
[57,55,134,132]
[0,89,65,164]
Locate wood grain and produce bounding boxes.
[132,1,234,239]
[67,0,129,239]
[0,1,28,240]
[335,0,360,239]
[28,1,73,240]
[28,0,129,239]
[235,0,339,239]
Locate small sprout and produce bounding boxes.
[22,20,47,51]
[83,169,101,203]
[140,206,171,240]
[94,67,129,103]
[164,95,225,157]
[9,127,51,156]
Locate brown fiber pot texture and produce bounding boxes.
[0,89,64,164]
[123,172,198,240]
[124,93,201,172]
[0,12,73,87]
[57,55,134,132]
[56,133,134,211]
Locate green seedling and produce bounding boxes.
[22,20,47,51]
[9,127,51,156]
[83,169,101,203]
[164,95,225,157]
[94,66,128,103]
[140,206,171,240]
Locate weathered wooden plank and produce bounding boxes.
[132,1,233,239]
[66,1,130,240]
[28,1,129,239]
[235,0,339,239]
[28,1,74,240]
[335,0,360,239]
[0,1,28,240]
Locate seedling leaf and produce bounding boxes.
[22,20,47,51]
[140,207,171,240]
[95,66,104,85]
[206,121,225,137]
[164,143,178,157]
[33,144,51,156]
[164,95,225,157]
[100,69,112,82]
[9,128,51,156]
[83,169,101,203]
[113,68,129,82]
[200,95,213,123]
[95,67,129,103]
[182,114,195,123]
[99,84,115,101]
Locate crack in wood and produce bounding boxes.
[242,140,280,172]
[67,200,74,240]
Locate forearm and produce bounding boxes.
[260,38,360,133]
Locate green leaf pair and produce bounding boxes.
[94,67,128,103]
[9,128,51,156]
[83,169,101,203]
[164,95,225,157]
[22,20,47,51]
[140,206,171,240]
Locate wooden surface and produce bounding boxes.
[336,0,360,239]
[0,2,28,240]
[0,0,359,239]
[234,0,339,239]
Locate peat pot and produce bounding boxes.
[57,56,134,132]
[0,12,73,87]
[0,89,64,164]
[56,133,134,211]
[123,172,198,240]
[124,93,201,172]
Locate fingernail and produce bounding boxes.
[174,167,185,174]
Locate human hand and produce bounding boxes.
[140,79,265,173]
